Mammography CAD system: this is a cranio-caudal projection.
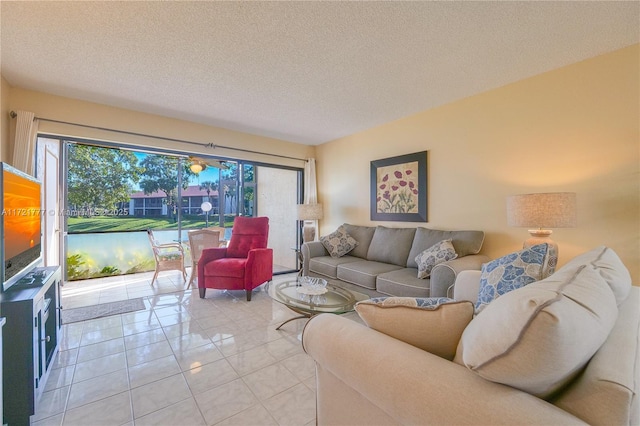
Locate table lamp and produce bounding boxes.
[297,203,323,243]
[507,192,577,255]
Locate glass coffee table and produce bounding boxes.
[267,279,369,330]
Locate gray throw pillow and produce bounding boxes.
[320,226,358,258]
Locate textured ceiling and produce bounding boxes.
[1,1,638,145]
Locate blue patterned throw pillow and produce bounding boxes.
[415,239,458,279]
[475,243,549,313]
[367,296,455,308]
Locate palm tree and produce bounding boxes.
[199,180,218,200]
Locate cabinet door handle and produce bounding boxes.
[41,336,51,343]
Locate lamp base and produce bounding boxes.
[524,229,556,250]
[522,229,558,279]
[302,224,316,243]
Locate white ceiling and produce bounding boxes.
[1,1,638,145]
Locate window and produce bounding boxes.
[58,139,302,280]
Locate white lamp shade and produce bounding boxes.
[507,192,577,229]
[297,204,324,221]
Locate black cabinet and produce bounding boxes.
[1,266,62,426]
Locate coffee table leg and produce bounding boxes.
[275,314,310,330]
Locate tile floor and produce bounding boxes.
[32,269,357,426]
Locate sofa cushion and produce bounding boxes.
[415,239,458,279]
[356,297,474,360]
[406,228,484,268]
[309,255,360,279]
[367,226,416,266]
[376,268,431,297]
[456,262,619,399]
[553,286,639,426]
[320,225,358,258]
[475,244,550,313]
[337,261,403,290]
[342,224,376,259]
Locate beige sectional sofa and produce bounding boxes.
[303,246,639,425]
[301,224,489,297]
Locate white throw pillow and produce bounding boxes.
[557,245,631,306]
[414,239,458,279]
[455,263,618,398]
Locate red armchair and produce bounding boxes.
[198,216,273,301]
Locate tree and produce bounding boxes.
[138,155,194,220]
[199,180,218,199]
[67,144,142,213]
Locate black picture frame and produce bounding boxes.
[370,151,427,222]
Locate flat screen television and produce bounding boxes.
[0,162,43,292]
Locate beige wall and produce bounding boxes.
[0,76,10,162]
[316,44,640,283]
[7,87,314,169]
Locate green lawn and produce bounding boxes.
[67,215,236,233]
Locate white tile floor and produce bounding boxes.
[33,269,350,426]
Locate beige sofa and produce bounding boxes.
[303,246,639,425]
[301,224,489,297]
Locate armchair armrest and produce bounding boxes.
[197,247,227,287]
[430,254,490,297]
[303,314,586,426]
[245,248,273,287]
[301,241,329,276]
[453,270,482,303]
[154,242,184,252]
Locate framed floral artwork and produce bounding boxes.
[370,151,427,222]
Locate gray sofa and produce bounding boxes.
[301,224,489,298]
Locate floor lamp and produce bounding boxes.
[297,204,323,243]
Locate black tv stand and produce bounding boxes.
[1,266,62,426]
[17,268,54,288]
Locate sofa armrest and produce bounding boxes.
[430,254,490,297]
[453,270,482,303]
[301,241,329,275]
[303,314,587,426]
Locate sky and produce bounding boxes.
[131,152,224,189]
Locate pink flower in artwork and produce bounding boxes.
[376,164,419,214]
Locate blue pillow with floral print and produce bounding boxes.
[475,243,549,314]
[367,296,454,308]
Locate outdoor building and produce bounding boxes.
[127,185,220,217]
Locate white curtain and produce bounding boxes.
[12,110,39,176]
[304,158,320,240]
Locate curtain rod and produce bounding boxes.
[9,111,307,163]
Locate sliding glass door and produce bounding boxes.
[39,136,303,281]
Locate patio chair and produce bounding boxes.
[205,226,229,247]
[187,228,221,288]
[198,216,273,301]
[147,229,187,286]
